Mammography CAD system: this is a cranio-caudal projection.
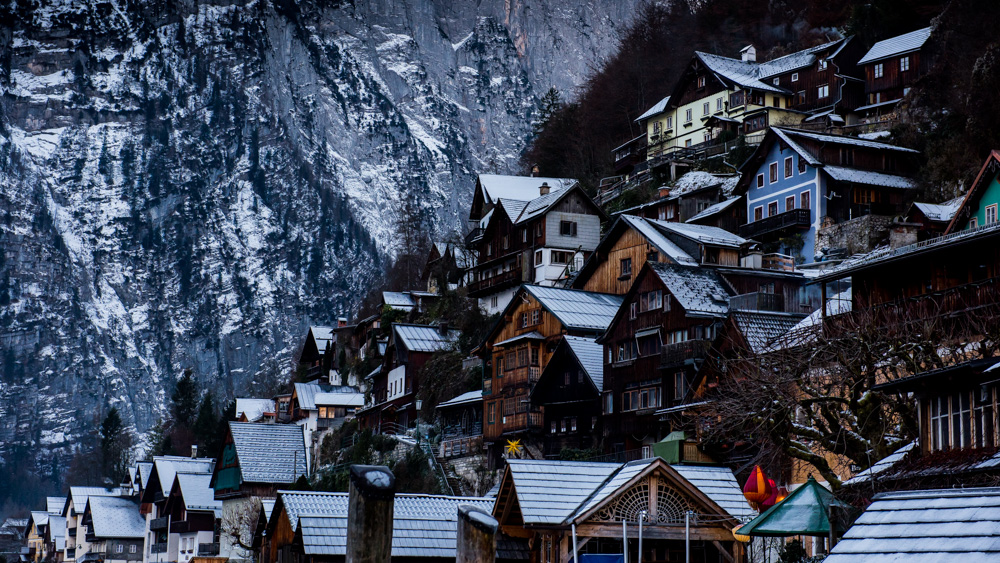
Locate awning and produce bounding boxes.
[494,331,546,347]
[635,328,661,339]
[738,476,854,537]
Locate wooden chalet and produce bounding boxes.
[422,241,472,293]
[856,27,932,121]
[212,422,308,500]
[596,262,732,455]
[479,285,622,465]
[906,197,963,239]
[289,382,362,436]
[734,127,919,263]
[572,214,750,296]
[528,336,605,458]
[161,473,222,561]
[493,458,755,563]
[435,390,484,459]
[61,487,124,563]
[140,456,215,562]
[465,174,605,314]
[298,326,334,383]
[685,197,745,233]
[79,497,144,563]
[357,323,460,433]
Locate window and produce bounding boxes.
[744,114,767,132]
[773,77,780,86]
[986,204,998,225]
[502,234,509,249]
[697,76,706,88]
[531,309,541,325]
[795,90,806,105]
[685,108,693,123]
[754,206,763,221]
[652,121,661,136]
[629,302,638,320]
[970,217,979,229]
[784,157,793,178]
[685,139,692,147]
[903,87,911,96]
[534,249,543,265]
[667,329,689,344]
[791,72,799,82]
[768,201,778,217]
[637,334,661,357]
[798,156,807,174]
[615,340,637,363]
[976,386,995,449]
[551,250,573,264]
[703,101,710,115]
[900,56,910,71]
[817,85,829,99]
[756,173,764,189]
[666,115,673,130]
[716,97,723,111]
[674,372,686,402]
[603,392,614,414]
[840,148,854,166]
[520,312,528,328]
[801,190,811,210]
[535,222,543,237]
[130,545,137,554]
[663,294,671,312]
[818,59,827,71]
[874,63,883,78]
[786,195,795,212]
[953,392,972,449]
[491,295,498,308]
[729,91,745,108]
[639,290,663,312]
[772,96,781,108]
[521,228,527,242]
[703,132,712,143]
[116,545,124,554]
[769,162,778,183]
[560,220,578,236]
[488,402,495,424]
[620,258,632,277]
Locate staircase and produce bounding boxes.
[421,442,457,496]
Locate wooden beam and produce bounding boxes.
[712,540,735,563]
[574,523,734,542]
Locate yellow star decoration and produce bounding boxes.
[505,439,523,457]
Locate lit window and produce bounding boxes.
[900,56,910,72]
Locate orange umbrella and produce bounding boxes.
[743,466,774,509]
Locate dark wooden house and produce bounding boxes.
[211,422,308,501]
[856,27,932,120]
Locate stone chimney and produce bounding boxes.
[658,186,671,198]
[741,45,756,62]
[539,182,550,196]
[338,317,348,327]
[191,444,198,458]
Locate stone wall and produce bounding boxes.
[817,214,895,256]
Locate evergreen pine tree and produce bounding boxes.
[172,369,199,428]
[192,392,217,455]
[532,87,562,136]
[99,407,132,484]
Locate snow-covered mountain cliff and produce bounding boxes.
[0,0,639,464]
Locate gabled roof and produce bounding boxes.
[621,215,700,263]
[228,422,308,484]
[757,37,850,78]
[294,382,356,411]
[672,464,757,520]
[295,494,494,558]
[499,198,529,224]
[823,165,916,189]
[776,127,919,153]
[134,462,153,491]
[522,285,623,332]
[686,197,742,224]
[393,323,460,353]
[314,392,364,407]
[731,310,807,354]
[236,398,275,421]
[649,262,732,318]
[562,336,605,392]
[27,512,48,532]
[912,197,963,223]
[857,26,932,65]
[174,473,223,515]
[636,95,671,122]
[151,456,215,498]
[825,486,1000,563]
[85,497,144,539]
[65,487,122,516]
[843,441,916,486]
[477,174,578,205]
[45,516,65,544]
[382,291,416,311]
[309,326,334,347]
[436,390,483,409]
[693,52,788,94]
[652,219,748,248]
[945,150,1000,233]
[46,497,66,515]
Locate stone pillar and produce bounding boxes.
[346,465,396,563]
[456,504,498,563]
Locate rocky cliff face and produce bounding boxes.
[0,0,639,465]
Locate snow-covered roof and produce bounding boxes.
[775,128,919,153]
[670,171,742,198]
[758,37,848,77]
[28,512,48,531]
[46,497,66,515]
[523,285,623,332]
[436,390,483,409]
[293,382,358,411]
[477,174,577,204]
[262,499,276,522]
[134,463,153,491]
[309,326,334,348]
[636,95,671,122]
[393,323,460,353]
[822,166,917,189]
[619,215,698,266]
[652,219,748,248]
[686,197,741,223]
[843,442,916,486]
[514,186,574,224]
[46,516,65,543]
[174,473,222,516]
[732,310,808,354]
[153,456,214,497]
[86,497,144,539]
[382,291,416,311]
[695,51,788,93]
[855,98,903,112]
[314,392,365,408]
[562,336,605,392]
[498,198,529,223]
[66,487,123,516]
[825,486,1000,563]
[857,27,932,65]
[771,287,852,350]
[913,197,963,223]
[671,464,757,520]
[648,262,732,318]
[236,398,275,421]
[228,422,308,484]
[295,494,493,558]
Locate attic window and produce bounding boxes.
[818,59,828,71]
[791,72,799,82]
[697,76,706,88]
[773,77,779,86]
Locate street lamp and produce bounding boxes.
[415,399,423,444]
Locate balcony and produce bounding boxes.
[439,435,483,458]
[150,543,168,554]
[739,208,811,240]
[464,228,484,249]
[502,411,544,432]
[198,543,220,557]
[170,520,192,534]
[728,292,785,312]
[660,340,711,369]
[65,549,76,559]
[502,366,541,386]
[149,516,169,531]
[317,417,344,430]
[468,268,522,296]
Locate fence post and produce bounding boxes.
[346,465,396,563]
[457,504,498,563]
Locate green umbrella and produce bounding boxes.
[737,477,854,537]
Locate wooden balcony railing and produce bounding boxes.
[468,268,522,296]
[739,208,811,240]
[500,366,541,386]
[660,339,711,368]
[728,292,785,312]
[439,435,483,458]
[501,411,544,432]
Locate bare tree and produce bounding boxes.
[220,497,263,558]
[702,285,1000,487]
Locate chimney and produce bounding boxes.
[741,45,756,62]
[191,444,198,458]
[530,164,539,177]
[539,182,550,196]
[658,186,671,198]
[439,321,450,336]
[338,316,348,328]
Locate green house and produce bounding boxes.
[947,150,1000,232]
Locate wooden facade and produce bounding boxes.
[529,340,602,457]
[863,50,927,106]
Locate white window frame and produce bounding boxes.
[716,97,723,111]
[665,115,673,129]
[756,173,764,189]
[818,59,827,71]
[900,56,910,72]
[817,84,829,99]
[986,204,998,225]
[685,108,692,123]
[772,77,779,85]
[785,195,795,212]
[874,63,884,78]
[791,72,799,82]
[703,101,710,115]
[784,156,793,179]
